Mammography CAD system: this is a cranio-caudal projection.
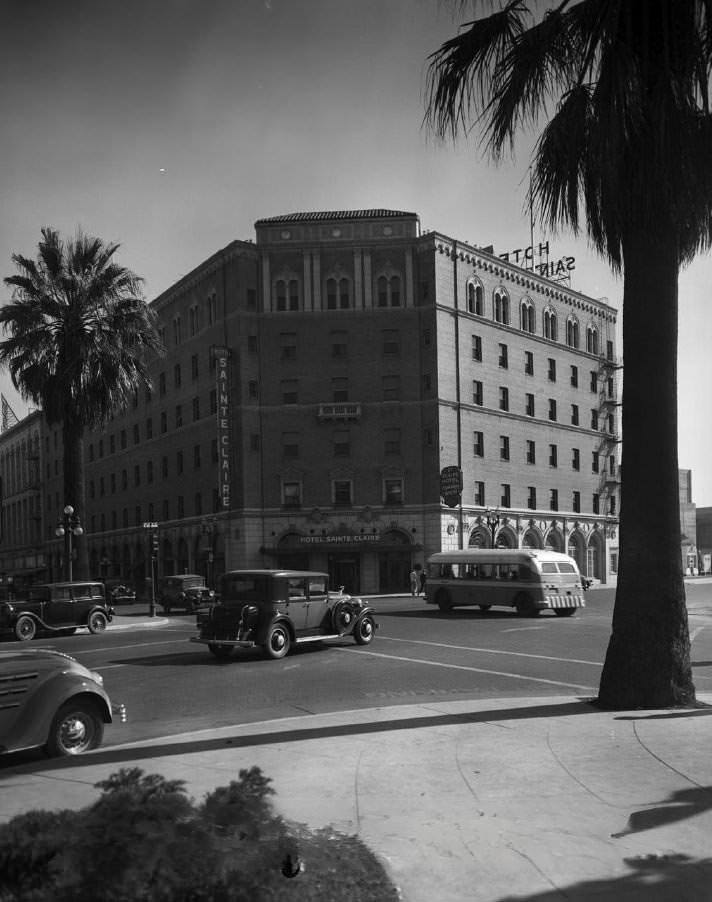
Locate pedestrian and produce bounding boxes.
[419,569,427,596]
[409,568,419,596]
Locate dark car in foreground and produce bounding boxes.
[190,569,377,659]
[0,581,114,642]
[158,574,215,613]
[0,648,126,756]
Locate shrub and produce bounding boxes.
[0,767,399,902]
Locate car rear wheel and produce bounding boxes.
[436,589,452,612]
[88,611,108,634]
[45,699,104,757]
[554,607,577,617]
[264,623,291,660]
[208,643,234,659]
[14,615,36,642]
[353,614,375,645]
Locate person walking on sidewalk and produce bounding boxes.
[409,568,419,596]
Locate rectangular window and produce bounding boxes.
[146,417,153,439]
[609,495,617,515]
[209,389,217,414]
[527,486,537,509]
[382,329,400,356]
[175,404,183,428]
[133,424,140,444]
[472,335,482,362]
[607,413,615,434]
[590,371,598,393]
[191,354,199,380]
[570,365,578,388]
[609,454,616,475]
[109,434,115,454]
[120,429,127,450]
[501,483,511,508]
[498,343,508,368]
[332,377,348,402]
[591,409,599,430]
[573,490,581,513]
[499,386,509,411]
[177,496,184,518]
[500,435,510,461]
[280,332,297,360]
[134,464,140,487]
[282,432,299,458]
[548,358,556,382]
[524,351,534,376]
[571,404,579,426]
[550,488,559,511]
[147,460,153,483]
[474,481,485,505]
[384,428,401,455]
[382,375,400,400]
[282,481,302,508]
[525,393,535,417]
[192,397,200,421]
[548,398,557,421]
[607,339,614,361]
[333,480,352,507]
[161,455,168,478]
[549,444,558,467]
[281,380,298,404]
[247,334,258,353]
[592,451,600,473]
[473,380,483,406]
[159,372,166,396]
[526,440,536,464]
[331,330,348,358]
[194,445,201,468]
[607,376,614,398]
[384,478,403,505]
[333,429,350,457]
[160,411,167,434]
[177,450,184,475]
[174,363,181,388]
[593,493,600,514]
[473,431,484,457]
[572,448,580,471]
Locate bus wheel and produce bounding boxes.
[515,594,540,617]
[554,608,577,617]
[478,605,491,612]
[436,590,452,612]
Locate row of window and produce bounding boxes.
[470,382,616,432]
[474,433,616,474]
[274,275,403,312]
[84,490,223,536]
[88,442,221,497]
[465,282,612,355]
[478,342,615,393]
[159,289,256,348]
[280,478,615,516]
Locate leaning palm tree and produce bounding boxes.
[0,227,164,579]
[426,0,712,708]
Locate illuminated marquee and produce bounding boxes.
[214,346,231,509]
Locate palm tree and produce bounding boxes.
[0,227,164,580]
[425,0,712,708]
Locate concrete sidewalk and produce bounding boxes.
[2,693,712,901]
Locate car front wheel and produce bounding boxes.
[14,615,36,642]
[264,623,291,660]
[45,699,105,756]
[88,611,108,634]
[354,614,375,646]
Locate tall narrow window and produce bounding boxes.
[544,308,558,340]
[326,278,337,310]
[527,486,537,509]
[499,343,508,368]
[566,317,580,348]
[550,488,559,511]
[467,281,484,315]
[501,484,511,507]
[288,280,299,310]
[389,276,400,307]
[520,299,535,333]
[377,276,388,307]
[549,444,558,467]
[526,440,536,464]
[473,431,484,457]
[524,351,534,375]
[494,288,510,324]
[474,481,485,505]
[500,435,510,461]
[473,380,483,406]
[499,386,509,411]
[472,335,482,362]
[586,325,599,354]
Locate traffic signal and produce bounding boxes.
[151,533,159,557]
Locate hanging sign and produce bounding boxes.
[440,466,463,508]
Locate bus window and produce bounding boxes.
[557,562,577,573]
[541,562,559,574]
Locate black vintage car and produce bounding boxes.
[158,574,215,614]
[0,582,114,642]
[190,569,377,660]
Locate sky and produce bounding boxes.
[2,0,712,503]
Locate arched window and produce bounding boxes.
[376,273,402,307]
[543,307,558,341]
[494,288,510,324]
[520,299,535,333]
[326,278,338,310]
[586,325,599,354]
[566,316,580,348]
[467,281,484,315]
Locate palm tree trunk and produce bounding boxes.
[62,416,89,580]
[597,232,695,708]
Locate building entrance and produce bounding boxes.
[328,554,360,594]
[378,551,410,594]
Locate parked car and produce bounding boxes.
[109,584,137,604]
[158,574,215,614]
[190,569,377,660]
[0,647,126,756]
[0,582,114,642]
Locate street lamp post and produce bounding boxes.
[200,516,217,588]
[55,505,83,581]
[484,507,500,548]
[142,521,159,617]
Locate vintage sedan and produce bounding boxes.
[0,582,114,642]
[158,574,215,614]
[0,648,126,756]
[190,569,377,659]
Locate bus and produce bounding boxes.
[425,549,586,617]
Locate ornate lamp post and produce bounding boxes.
[200,516,217,588]
[484,507,500,548]
[142,521,159,617]
[55,505,83,581]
